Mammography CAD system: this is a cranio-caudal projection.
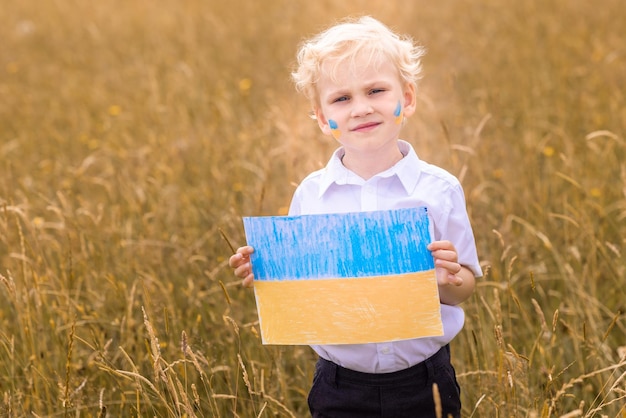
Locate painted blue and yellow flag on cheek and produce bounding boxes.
[243,207,443,345]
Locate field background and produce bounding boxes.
[1,0,625,416]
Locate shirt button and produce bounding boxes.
[380,346,391,354]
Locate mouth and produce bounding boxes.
[350,122,381,132]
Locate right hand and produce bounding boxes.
[228,246,255,287]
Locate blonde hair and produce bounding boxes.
[292,16,425,106]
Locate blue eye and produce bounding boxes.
[370,88,385,94]
[333,96,349,103]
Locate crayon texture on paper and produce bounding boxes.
[243,207,443,345]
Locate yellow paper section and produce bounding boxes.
[253,270,442,345]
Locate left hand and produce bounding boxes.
[428,240,464,286]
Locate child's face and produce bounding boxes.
[314,53,416,156]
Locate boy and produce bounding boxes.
[229,16,482,418]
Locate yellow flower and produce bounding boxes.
[589,187,602,198]
[33,217,44,228]
[238,78,252,93]
[542,146,555,157]
[108,105,122,116]
[6,62,19,74]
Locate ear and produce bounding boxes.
[401,83,417,118]
[314,106,333,136]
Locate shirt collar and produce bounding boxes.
[318,140,422,198]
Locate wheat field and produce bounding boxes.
[1,0,625,416]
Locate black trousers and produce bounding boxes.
[307,345,461,418]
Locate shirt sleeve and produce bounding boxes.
[433,182,483,278]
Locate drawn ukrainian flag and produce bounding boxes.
[243,207,443,345]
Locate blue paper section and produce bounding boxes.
[243,207,434,281]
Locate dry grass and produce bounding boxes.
[1,0,625,416]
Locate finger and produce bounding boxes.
[435,258,461,272]
[448,274,464,286]
[234,262,252,279]
[428,240,454,251]
[230,251,253,268]
[436,267,463,287]
[237,245,255,255]
[433,251,457,263]
[242,274,255,288]
[228,253,242,268]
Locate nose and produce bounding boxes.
[350,96,373,117]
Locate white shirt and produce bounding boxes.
[288,140,482,373]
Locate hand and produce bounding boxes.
[428,240,463,286]
[228,246,255,287]
[427,240,476,305]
